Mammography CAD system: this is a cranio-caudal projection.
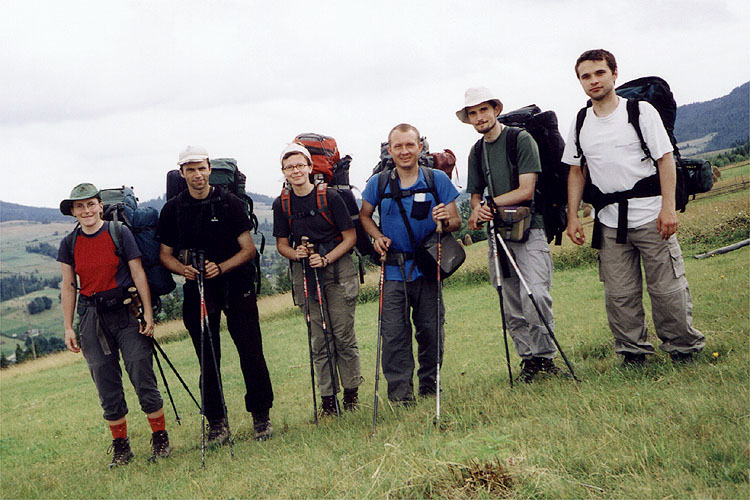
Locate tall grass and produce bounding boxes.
[0,192,748,499]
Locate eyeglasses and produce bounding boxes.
[281,164,309,173]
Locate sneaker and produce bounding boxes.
[518,358,540,383]
[670,351,694,363]
[206,419,229,447]
[621,352,646,367]
[321,395,339,416]
[343,388,358,411]
[148,430,171,462]
[537,357,562,375]
[253,411,273,441]
[107,437,134,468]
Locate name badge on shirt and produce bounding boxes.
[414,193,426,202]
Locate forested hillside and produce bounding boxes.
[675,81,749,152]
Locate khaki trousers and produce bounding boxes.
[599,221,705,355]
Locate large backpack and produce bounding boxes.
[166,158,265,294]
[65,186,176,306]
[573,76,715,246]
[471,105,569,245]
[283,134,377,263]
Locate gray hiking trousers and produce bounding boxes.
[488,228,558,360]
[598,221,705,355]
[292,254,362,397]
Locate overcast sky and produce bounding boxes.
[2,0,748,209]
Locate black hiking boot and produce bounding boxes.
[670,351,694,363]
[148,430,171,462]
[518,358,540,383]
[343,388,359,411]
[321,395,339,416]
[253,410,273,441]
[536,357,562,376]
[621,352,646,367]
[206,419,229,447]
[107,437,134,468]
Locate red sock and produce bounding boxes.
[147,414,166,433]
[109,421,128,440]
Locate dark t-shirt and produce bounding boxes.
[157,188,252,264]
[272,187,353,249]
[57,222,141,296]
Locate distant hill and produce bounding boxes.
[2,190,276,223]
[675,82,749,153]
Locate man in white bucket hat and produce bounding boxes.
[458,87,561,383]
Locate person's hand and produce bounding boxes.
[373,235,391,255]
[139,312,155,337]
[656,207,678,240]
[468,204,494,230]
[295,244,310,261]
[182,264,199,281]
[567,217,586,246]
[431,203,449,225]
[64,328,80,353]
[309,253,327,268]
[204,260,222,279]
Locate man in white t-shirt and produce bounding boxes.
[562,49,704,366]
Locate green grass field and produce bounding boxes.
[0,187,748,499]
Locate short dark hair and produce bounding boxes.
[282,151,311,166]
[388,123,421,144]
[575,49,617,77]
[179,158,210,172]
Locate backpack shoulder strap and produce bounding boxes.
[315,183,334,227]
[107,221,124,258]
[280,186,292,220]
[574,105,590,161]
[420,166,436,199]
[504,127,522,190]
[64,225,81,265]
[626,98,656,166]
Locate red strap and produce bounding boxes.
[316,183,334,227]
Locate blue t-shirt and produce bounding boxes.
[362,168,459,281]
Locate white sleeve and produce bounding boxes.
[561,116,582,166]
[638,101,674,161]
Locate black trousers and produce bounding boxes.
[183,280,274,422]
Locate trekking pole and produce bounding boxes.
[434,224,443,426]
[153,338,201,410]
[194,251,235,462]
[299,244,318,425]
[194,253,207,469]
[372,251,386,435]
[486,218,513,387]
[490,224,579,382]
[152,345,181,424]
[302,237,340,417]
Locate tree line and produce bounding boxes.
[0,274,60,301]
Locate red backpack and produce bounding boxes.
[293,133,340,182]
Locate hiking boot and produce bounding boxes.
[321,395,339,416]
[537,357,562,375]
[253,411,273,441]
[107,437,134,468]
[343,388,359,411]
[206,419,229,447]
[621,352,646,367]
[670,351,694,363]
[518,358,540,383]
[148,430,171,462]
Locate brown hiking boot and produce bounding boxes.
[518,358,540,383]
[343,388,359,411]
[253,411,273,441]
[148,430,171,462]
[320,395,339,416]
[107,437,134,468]
[207,419,229,447]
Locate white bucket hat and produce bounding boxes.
[279,142,312,166]
[456,87,503,124]
[177,145,209,166]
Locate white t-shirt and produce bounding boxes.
[562,97,673,228]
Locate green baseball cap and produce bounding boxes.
[59,183,100,216]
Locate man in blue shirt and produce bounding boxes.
[360,123,461,403]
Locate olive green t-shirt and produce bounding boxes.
[466,126,544,229]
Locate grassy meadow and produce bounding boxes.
[0,187,748,499]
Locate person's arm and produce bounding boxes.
[359,200,390,255]
[160,243,199,281]
[204,230,255,279]
[566,164,586,245]
[431,201,461,232]
[489,172,536,208]
[127,257,154,337]
[309,228,356,268]
[656,152,678,240]
[60,263,80,353]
